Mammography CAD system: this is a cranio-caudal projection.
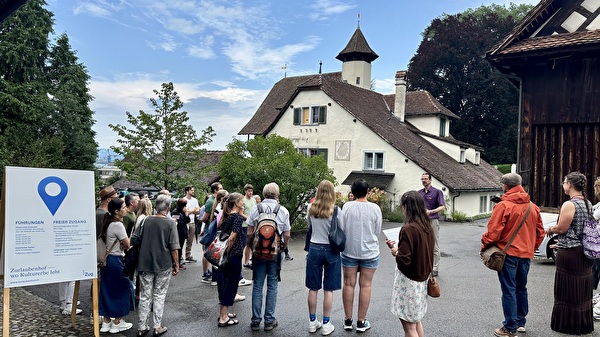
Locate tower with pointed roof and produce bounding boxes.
[336,25,378,90]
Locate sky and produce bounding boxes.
[46,0,539,152]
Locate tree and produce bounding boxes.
[218,135,336,224]
[47,33,97,170]
[0,0,97,188]
[109,82,215,191]
[407,4,532,164]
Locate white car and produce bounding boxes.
[534,213,559,262]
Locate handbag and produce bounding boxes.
[204,220,232,267]
[97,238,119,267]
[328,206,346,252]
[123,217,147,279]
[200,218,218,246]
[427,274,440,297]
[481,202,532,271]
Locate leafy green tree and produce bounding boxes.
[0,0,98,190]
[47,33,97,170]
[110,82,215,191]
[407,4,532,164]
[218,135,336,224]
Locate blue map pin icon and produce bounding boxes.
[38,176,68,216]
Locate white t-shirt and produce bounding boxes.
[186,197,199,223]
[106,221,127,256]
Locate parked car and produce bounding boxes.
[534,213,559,262]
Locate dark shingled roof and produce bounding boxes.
[336,26,379,63]
[110,150,225,191]
[239,72,501,192]
[495,30,600,56]
[0,0,27,22]
[384,91,460,119]
[488,0,600,60]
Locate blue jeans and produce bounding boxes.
[497,255,530,332]
[251,258,279,323]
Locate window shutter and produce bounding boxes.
[319,106,327,124]
[293,108,300,125]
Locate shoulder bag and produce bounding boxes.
[123,216,147,279]
[481,202,532,271]
[427,274,441,297]
[97,238,119,267]
[204,218,232,267]
[329,206,346,253]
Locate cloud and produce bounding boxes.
[73,2,112,18]
[187,35,216,59]
[146,33,179,52]
[88,74,266,150]
[310,0,357,21]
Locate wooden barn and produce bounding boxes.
[487,0,600,210]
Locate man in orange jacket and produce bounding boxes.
[481,173,544,337]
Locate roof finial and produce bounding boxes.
[282,63,287,78]
[319,60,322,74]
[357,13,360,28]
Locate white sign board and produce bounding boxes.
[3,166,97,287]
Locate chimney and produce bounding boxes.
[394,70,407,122]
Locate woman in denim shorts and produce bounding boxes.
[340,179,382,332]
[305,180,343,336]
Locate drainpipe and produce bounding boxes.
[451,191,461,219]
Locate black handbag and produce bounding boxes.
[328,206,346,252]
[123,217,147,280]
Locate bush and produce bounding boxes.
[495,164,512,174]
[382,207,404,223]
[450,210,469,222]
[291,216,308,232]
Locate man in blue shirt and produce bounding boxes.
[418,172,445,276]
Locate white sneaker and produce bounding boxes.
[61,304,83,315]
[238,278,253,286]
[234,294,246,302]
[321,322,335,336]
[100,321,112,333]
[109,319,133,334]
[594,293,600,304]
[517,326,526,333]
[308,319,322,333]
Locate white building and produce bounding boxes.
[240,25,502,218]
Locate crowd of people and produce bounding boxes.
[80,170,600,336]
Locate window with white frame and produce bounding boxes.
[480,195,488,213]
[363,151,384,170]
[489,196,494,212]
[460,148,466,164]
[298,148,328,162]
[293,106,327,125]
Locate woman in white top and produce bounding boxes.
[340,179,382,332]
[99,198,134,334]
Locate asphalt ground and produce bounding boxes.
[3,219,600,336]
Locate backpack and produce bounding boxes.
[583,218,600,259]
[252,203,281,261]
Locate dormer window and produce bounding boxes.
[439,118,447,137]
[356,77,361,85]
[460,148,466,164]
[475,151,481,165]
[293,106,327,125]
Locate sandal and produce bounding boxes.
[228,313,237,318]
[218,318,239,327]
